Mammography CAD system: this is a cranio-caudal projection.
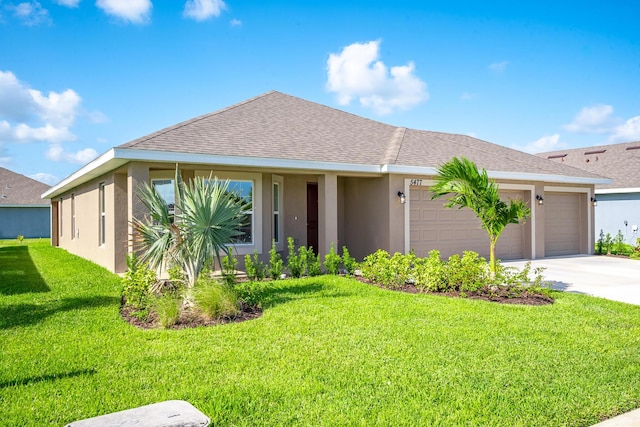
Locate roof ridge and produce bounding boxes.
[122,91,278,148]
[383,127,407,164]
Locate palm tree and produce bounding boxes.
[131,166,246,288]
[430,156,531,274]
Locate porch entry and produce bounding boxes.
[307,183,318,254]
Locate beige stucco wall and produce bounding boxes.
[51,158,597,274]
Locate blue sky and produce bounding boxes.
[1,0,639,185]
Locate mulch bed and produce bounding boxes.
[357,277,554,305]
[120,299,262,330]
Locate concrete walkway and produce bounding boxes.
[504,255,640,306]
[506,255,640,426]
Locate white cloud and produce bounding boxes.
[514,133,564,154]
[326,40,428,115]
[46,144,98,164]
[0,71,36,122]
[9,1,51,26]
[96,0,151,24]
[183,0,226,21]
[610,116,640,142]
[563,104,615,133]
[30,172,60,185]
[0,70,84,144]
[13,123,76,143]
[54,0,80,7]
[488,61,508,73]
[230,18,241,27]
[460,93,476,101]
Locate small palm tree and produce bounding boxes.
[430,156,531,274]
[131,167,246,288]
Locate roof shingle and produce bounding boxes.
[118,90,606,180]
[537,141,640,189]
[0,167,50,205]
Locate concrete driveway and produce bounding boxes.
[504,255,640,306]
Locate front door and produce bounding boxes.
[307,183,318,253]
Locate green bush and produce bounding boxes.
[342,246,357,275]
[153,293,181,328]
[122,254,156,311]
[244,250,266,281]
[446,251,488,292]
[305,247,322,277]
[324,243,341,275]
[221,250,238,286]
[413,250,447,292]
[596,229,605,255]
[269,240,284,279]
[192,277,239,320]
[360,250,413,289]
[287,237,304,278]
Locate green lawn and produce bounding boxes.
[2,240,640,426]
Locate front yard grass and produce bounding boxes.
[2,240,640,426]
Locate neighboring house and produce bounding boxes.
[0,167,51,239]
[538,141,640,245]
[43,91,608,274]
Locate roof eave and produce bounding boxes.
[383,165,612,185]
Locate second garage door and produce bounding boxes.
[544,192,582,256]
[409,186,526,260]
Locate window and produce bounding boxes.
[71,194,76,239]
[273,182,280,244]
[151,179,175,222]
[99,183,106,245]
[59,197,63,237]
[196,170,262,255]
[226,180,253,245]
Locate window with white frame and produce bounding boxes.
[151,179,175,222]
[273,181,280,244]
[71,194,76,240]
[197,171,262,254]
[99,183,106,246]
[59,197,63,237]
[219,179,254,245]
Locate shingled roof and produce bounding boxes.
[45,91,609,200]
[537,141,640,190]
[0,167,50,206]
[119,91,605,181]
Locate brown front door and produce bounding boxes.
[307,183,319,254]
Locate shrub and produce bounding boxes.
[245,250,266,281]
[613,230,626,255]
[360,250,412,289]
[122,254,156,311]
[447,251,488,292]
[361,250,393,285]
[287,237,304,278]
[192,277,239,320]
[324,243,341,275]
[413,250,447,292]
[604,233,613,255]
[221,250,237,287]
[269,240,284,279]
[16,235,24,243]
[342,246,357,276]
[153,294,181,328]
[306,247,322,277]
[596,229,605,255]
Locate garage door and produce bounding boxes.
[409,187,526,260]
[545,192,581,256]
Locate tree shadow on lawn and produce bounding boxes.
[0,368,97,389]
[0,245,49,295]
[0,295,120,330]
